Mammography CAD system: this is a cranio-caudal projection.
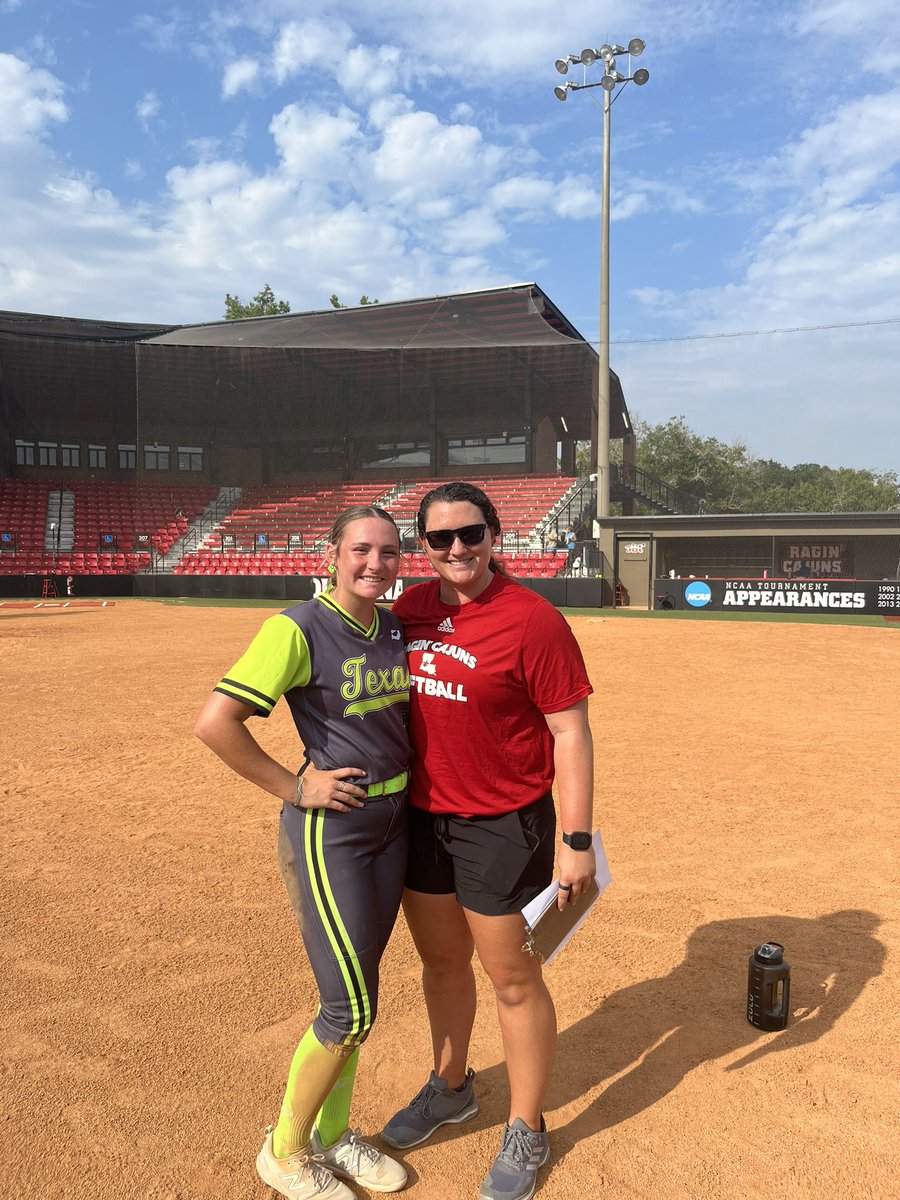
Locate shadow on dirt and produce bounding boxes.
[475,909,884,1159]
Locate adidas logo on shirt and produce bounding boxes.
[437,617,455,634]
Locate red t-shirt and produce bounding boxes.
[394,572,592,817]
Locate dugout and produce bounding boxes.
[1,284,631,487]
[596,512,900,609]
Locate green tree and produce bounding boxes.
[224,284,291,319]
[330,293,379,308]
[632,415,754,511]
[627,415,900,514]
[749,460,899,513]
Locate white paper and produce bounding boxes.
[521,829,611,965]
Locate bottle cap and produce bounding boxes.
[754,942,784,964]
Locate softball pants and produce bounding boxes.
[277,791,409,1054]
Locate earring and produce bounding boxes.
[327,563,336,574]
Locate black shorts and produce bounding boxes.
[405,792,556,916]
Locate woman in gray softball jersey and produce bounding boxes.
[195,506,411,1199]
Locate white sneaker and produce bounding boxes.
[310,1127,408,1193]
[256,1129,354,1199]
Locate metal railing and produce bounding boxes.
[533,476,597,547]
[612,464,711,515]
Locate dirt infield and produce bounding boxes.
[2,602,898,1200]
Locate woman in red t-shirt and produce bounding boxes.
[383,482,596,1200]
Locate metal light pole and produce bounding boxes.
[554,41,649,517]
[598,80,612,517]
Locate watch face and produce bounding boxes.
[566,831,592,851]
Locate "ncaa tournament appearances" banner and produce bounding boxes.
[653,578,900,615]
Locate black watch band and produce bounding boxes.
[562,830,592,851]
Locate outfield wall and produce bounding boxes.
[652,576,900,615]
[1,574,604,608]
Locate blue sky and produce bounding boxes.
[2,0,899,472]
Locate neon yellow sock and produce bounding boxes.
[272,1027,350,1159]
[314,1048,360,1147]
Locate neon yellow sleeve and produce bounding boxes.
[214,613,311,716]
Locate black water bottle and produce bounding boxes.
[747,942,790,1030]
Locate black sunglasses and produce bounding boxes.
[422,522,488,551]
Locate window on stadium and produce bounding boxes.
[62,444,80,468]
[118,444,136,470]
[89,444,107,469]
[275,441,345,471]
[145,445,170,471]
[38,442,58,467]
[447,434,526,465]
[362,441,430,469]
[16,440,35,466]
[177,446,203,472]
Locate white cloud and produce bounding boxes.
[222,57,260,99]
[441,208,506,254]
[414,197,456,221]
[630,286,677,309]
[123,158,144,181]
[778,90,900,210]
[272,18,353,84]
[211,0,741,93]
[340,44,402,99]
[793,0,899,39]
[370,110,503,204]
[0,53,67,142]
[681,88,900,335]
[22,33,57,67]
[135,90,160,131]
[552,181,598,221]
[490,170,702,224]
[269,104,362,180]
[133,12,194,56]
[611,192,649,222]
[367,94,414,130]
[165,158,249,204]
[491,175,552,216]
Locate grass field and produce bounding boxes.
[7,591,893,628]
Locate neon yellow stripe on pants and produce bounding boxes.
[302,810,371,1045]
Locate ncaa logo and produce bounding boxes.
[684,581,712,608]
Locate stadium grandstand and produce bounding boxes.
[1,285,628,603]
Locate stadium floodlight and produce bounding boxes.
[549,37,649,519]
[582,40,644,68]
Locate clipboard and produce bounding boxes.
[521,830,611,965]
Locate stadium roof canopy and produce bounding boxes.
[0,284,630,442]
[147,283,628,442]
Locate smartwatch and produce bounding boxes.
[562,830,592,851]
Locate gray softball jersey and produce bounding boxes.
[215,592,411,783]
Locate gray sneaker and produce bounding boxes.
[479,1117,549,1200]
[381,1068,479,1149]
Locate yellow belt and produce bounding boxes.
[366,769,409,797]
